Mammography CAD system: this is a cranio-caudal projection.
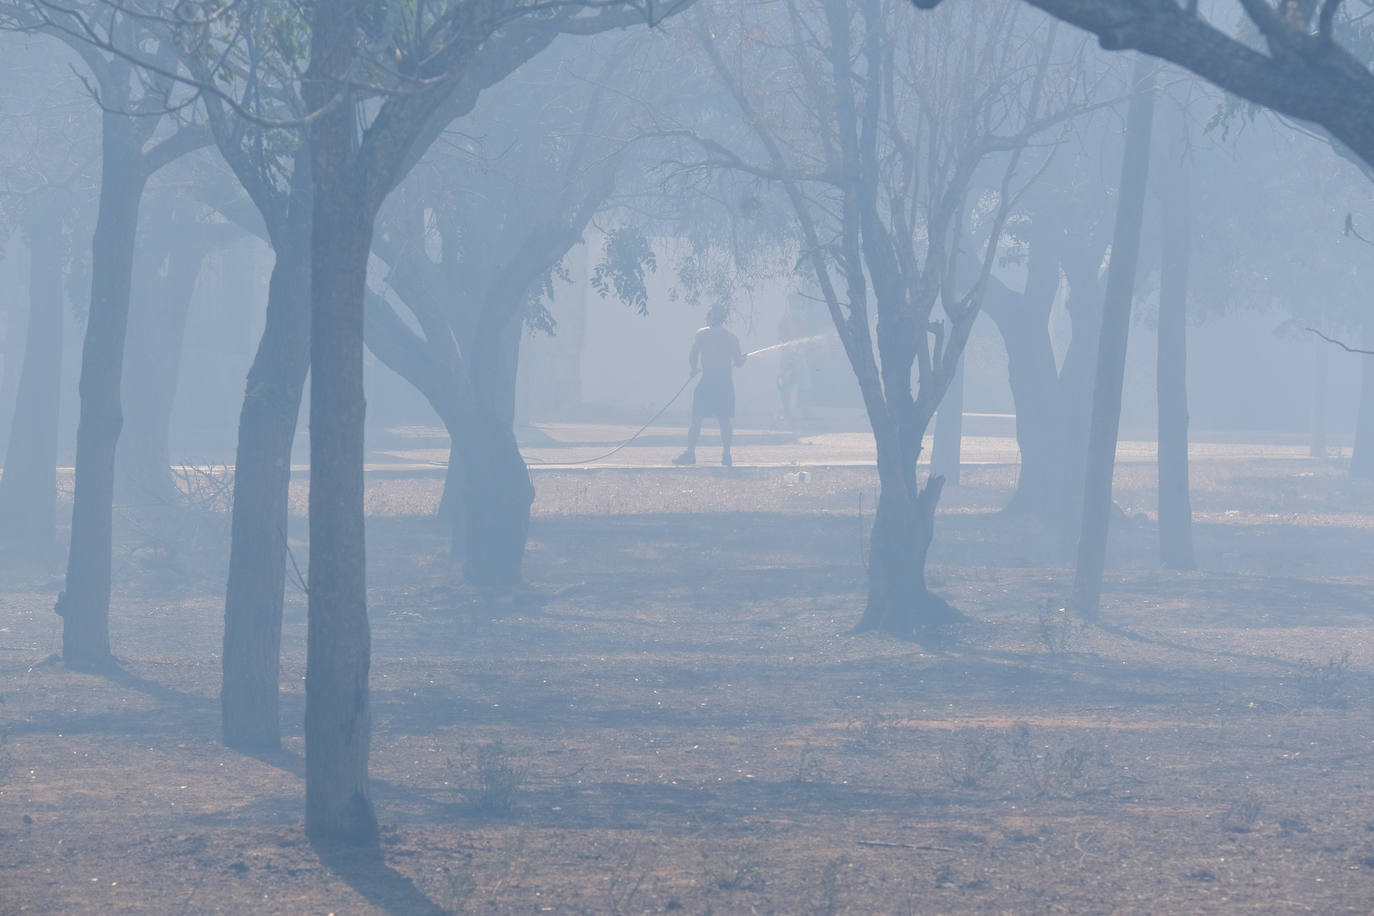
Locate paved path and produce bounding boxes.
[359,423,1317,474]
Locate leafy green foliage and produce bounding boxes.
[592,226,657,315]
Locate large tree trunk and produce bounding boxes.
[462,308,533,586]
[1155,118,1195,570]
[983,228,1098,528]
[438,441,466,554]
[986,280,1062,519]
[56,114,150,670]
[1349,317,1374,478]
[302,90,378,843]
[461,415,533,587]
[116,224,207,505]
[931,353,964,484]
[1071,57,1156,620]
[220,180,311,750]
[0,200,66,559]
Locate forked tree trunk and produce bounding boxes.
[116,229,207,505]
[931,354,964,485]
[360,287,470,558]
[56,114,150,670]
[302,85,378,842]
[984,237,1095,528]
[1071,57,1156,620]
[852,427,957,637]
[221,194,310,750]
[1155,121,1195,570]
[0,201,66,558]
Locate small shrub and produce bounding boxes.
[1294,653,1353,707]
[794,743,827,783]
[710,848,763,892]
[810,856,848,916]
[940,729,1001,789]
[1006,722,1110,798]
[461,741,527,815]
[1223,793,1263,833]
[1038,599,1079,655]
[844,712,898,755]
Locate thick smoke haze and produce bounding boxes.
[2,0,1374,910]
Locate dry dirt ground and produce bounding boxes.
[3,454,1374,913]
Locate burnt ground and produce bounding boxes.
[2,456,1374,913]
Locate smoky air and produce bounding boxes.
[0,0,1370,910]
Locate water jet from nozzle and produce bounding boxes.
[745,333,831,359]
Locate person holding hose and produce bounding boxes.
[674,304,746,467]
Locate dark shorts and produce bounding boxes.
[693,370,735,419]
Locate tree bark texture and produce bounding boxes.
[949,0,1374,174]
[0,199,66,558]
[1071,57,1156,620]
[57,112,150,669]
[302,26,379,837]
[1155,116,1195,570]
[304,190,377,844]
[221,192,311,750]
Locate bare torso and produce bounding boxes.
[691,325,744,373]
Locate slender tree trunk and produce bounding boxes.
[0,201,66,558]
[116,229,207,505]
[1156,127,1195,570]
[221,180,311,750]
[1310,340,1328,459]
[1071,57,1156,620]
[1349,318,1374,478]
[56,114,150,670]
[0,250,27,458]
[303,90,378,843]
[931,354,964,484]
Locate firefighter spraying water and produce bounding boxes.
[672,304,831,468]
[553,310,832,467]
[673,304,747,467]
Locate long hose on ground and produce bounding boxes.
[525,373,696,465]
